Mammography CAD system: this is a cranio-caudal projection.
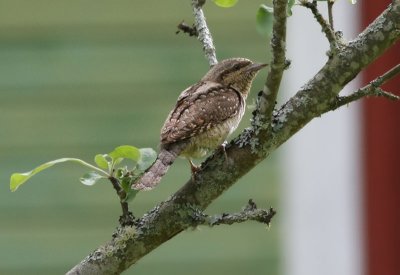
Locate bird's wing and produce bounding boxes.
[161,81,243,144]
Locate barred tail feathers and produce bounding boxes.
[133,148,179,190]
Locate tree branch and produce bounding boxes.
[332,64,400,110]
[67,2,400,274]
[327,0,335,30]
[271,1,399,147]
[191,0,218,66]
[194,200,276,227]
[301,0,339,53]
[258,0,288,124]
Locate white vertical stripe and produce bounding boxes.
[281,2,363,275]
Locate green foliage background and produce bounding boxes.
[0,0,280,274]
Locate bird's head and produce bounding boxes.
[201,58,267,96]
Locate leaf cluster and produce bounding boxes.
[10,145,157,201]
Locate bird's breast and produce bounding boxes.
[180,105,245,159]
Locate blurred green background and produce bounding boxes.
[0,0,280,274]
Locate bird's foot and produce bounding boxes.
[219,141,233,166]
[219,141,229,161]
[189,159,201,181]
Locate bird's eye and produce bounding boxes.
[233,64,241,70]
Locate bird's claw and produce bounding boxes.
[219,141,229,162]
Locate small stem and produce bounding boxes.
[259,0,288,118]
[109,176,123,197]
[121,202,130,219]
[191,0,218,66]
[109,177,134,226]
[328,0,334,30]
[68,158,109,176]
[372,63,400,86]
[331,64,400,110]
[192,199,276,227]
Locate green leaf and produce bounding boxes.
[10,158,107,192]
[119,174,140,202]
[287,0,295,16]
[94,154,109,169]
[120,176,131,192]
[115,167,126,179]
[124,189,140,202]
[256,4,274,36]
[80,171,104,186]
[109,145,140,163]
[212,0,238,8]
[349,0,356,4]
[137,148,157,171]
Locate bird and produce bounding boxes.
[133,57,267,190]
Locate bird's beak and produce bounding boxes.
[247,63,268,72]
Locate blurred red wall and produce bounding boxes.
[362,1,400,275]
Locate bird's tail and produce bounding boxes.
[133,147,179,190]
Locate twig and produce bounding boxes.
[301,1,338,53]
[191,0,218,66]
[192,199,276,227]
[258,0,288,119]
[176,21,198,37]
[327,0,334,30]
[332,64,400,110]
[374,63,400,86]
[108,177,135,226]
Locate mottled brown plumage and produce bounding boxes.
[134,58,266,190]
